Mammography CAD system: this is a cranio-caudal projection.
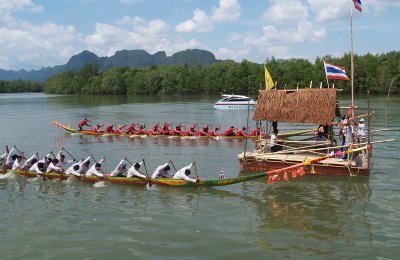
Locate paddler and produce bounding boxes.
[222,126,236,136]
[103,123,115,133]
[85,157,106,177]
[146,123,159,135]
[152,161,173,178]
[46,158,64,173]
[68,156,91,176]
[78,118,91,131]
[208,126,220,137]
[159,123,172,135]
[183,123,198,136]
[4,145,15,169]
[196,124,209,136]
[235,127,247,136]
[169,123,184,136]
[92,123,104,133]
[11,153,24,170]
[127,161,149,179]
[110,158,128,177]
[22,153,38,170]
[125,123,137,134]
[65,164,82,177]
[55,149,75,168]
[0,145,9,168]
[29,161,46,174]
[248,127,263,136]
[133,124,146,135]
[114,124,126,134]
[173,162,198,183]
[6,146,24,171]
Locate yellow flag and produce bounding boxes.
[264,65,274,91]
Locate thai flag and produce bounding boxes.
[353,0,362,12]
[324,61,350,81]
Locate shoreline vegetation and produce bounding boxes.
[1,51,399,95]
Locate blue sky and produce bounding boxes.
[1,0,399,70]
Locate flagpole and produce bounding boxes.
[350,7,355,118]
[324,61,330,88]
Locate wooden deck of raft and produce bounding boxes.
[238,151,358,167]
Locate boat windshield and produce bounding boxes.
[220,96,252,102]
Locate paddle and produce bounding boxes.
[193,161,199,180]
[62,147,77,162]
[193,161,200,184]
[14,145,23,155]
[13,145,26,161]
[142,158,152,187]
[170,160,177,173]
[1,145,9,173]
[125,157,133,166]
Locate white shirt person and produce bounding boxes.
[65,164,81,177]
[110,159,128,177]
[127,161,147,179]
[173,162,197,183]
[85,157,106,177]
[152,162,173,178]
[46,158,64,173]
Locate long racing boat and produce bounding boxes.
[52,121,312,139]
[10,169,266,188]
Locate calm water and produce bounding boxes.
[0,93,399,259]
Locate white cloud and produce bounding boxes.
[117,16,168,35]
[134,19,168,35]
[241,21,325,47]
[367,0,400,15]
[0,22,82,70]
[117,16,146,26]
[85,17,171,57]
[175,0,240,34]
[120,0,143,4]
[0,0,42,24]
[175,9,213,33]
[211,0,241,22]
[308,0,348,22]
[215,47,250,61]
[169,38,205,54]
[263,0,308,22]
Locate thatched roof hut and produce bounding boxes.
[253,89,337,125]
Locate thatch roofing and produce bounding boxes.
[253,89,337,125]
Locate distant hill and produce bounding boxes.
[0,49,220,82]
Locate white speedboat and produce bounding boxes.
[213,94,257,110]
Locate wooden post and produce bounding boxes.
[385,79,394,127]
[350,8,355,119]
[367,90,372,174]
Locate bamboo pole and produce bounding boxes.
[270,142,334,155]
[280,140,331,144]
[350,7,355,119]
[243,95,251,166]
[270,139,396,155]
[385,79,394,127]
[367,90,372,173]
[370,128,393,133]
[277,143,326,156]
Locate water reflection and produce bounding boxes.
[255,176,371,255]
[55,133,256,148]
